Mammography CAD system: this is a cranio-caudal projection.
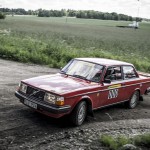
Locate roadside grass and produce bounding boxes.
[100,134,150,150]
[134,134,150,148]
[0,16,150,72]
[100,135,131,150]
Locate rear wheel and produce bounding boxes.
[127,91,140,109]
[70,101,87,126]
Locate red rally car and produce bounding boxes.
[15,58,150,126]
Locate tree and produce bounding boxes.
[68,9,76,17]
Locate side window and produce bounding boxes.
[123,66,137,79]
[104,66,122,81]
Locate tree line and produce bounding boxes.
[0,8,143,21]
[0,8,37,15]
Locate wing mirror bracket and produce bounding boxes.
[103,79,111,84]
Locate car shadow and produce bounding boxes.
[31,111,73,128]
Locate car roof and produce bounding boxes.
[75,58,133,66]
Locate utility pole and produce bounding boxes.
[65,9,68,23]
[135,0,140,29]
[137,0,140,18]
[12,8,14,16]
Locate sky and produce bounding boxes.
[0,0,150,19]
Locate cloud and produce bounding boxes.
[0,0,150,18]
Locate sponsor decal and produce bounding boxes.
[108,89,119,99]
[108,84,121,89]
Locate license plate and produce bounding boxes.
[24,99,37,109]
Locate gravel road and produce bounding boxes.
[0,59,150,150]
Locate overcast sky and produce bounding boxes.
[0,0,150,18]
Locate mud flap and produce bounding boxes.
[139,95,144,101]
[145,87,150,95]
[87,105,94,117]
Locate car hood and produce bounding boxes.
[23,73,96,95]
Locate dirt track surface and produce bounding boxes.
[0,59,150,150]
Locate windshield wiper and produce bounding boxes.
[73,74,87,80]
[60,70,66,75]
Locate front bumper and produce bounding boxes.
[15,91,71,117]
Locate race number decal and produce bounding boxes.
[108,89,119,99]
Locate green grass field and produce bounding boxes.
[0,16,150,72]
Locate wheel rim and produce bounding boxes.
[78,104,86,123]
[130,92,138,108]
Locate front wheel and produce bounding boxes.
[126,91,140,109]
[70,101,87,126]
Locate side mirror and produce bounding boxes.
[103,79,111,84]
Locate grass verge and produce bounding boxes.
[100,134,150,150]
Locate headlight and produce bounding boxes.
[44,93,64,106]
[19,83,27,94]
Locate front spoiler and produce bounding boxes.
[15,91,71,115]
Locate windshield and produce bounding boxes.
[61,59,104,83]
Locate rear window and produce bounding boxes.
[123,66,137,79]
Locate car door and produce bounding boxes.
[98,66,126,107]
[121,65,140,101]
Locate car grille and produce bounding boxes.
[26,86,45,100]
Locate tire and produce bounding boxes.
[70,101,87,126]
[127,91,140,109]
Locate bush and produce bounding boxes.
[0,13,6,19]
